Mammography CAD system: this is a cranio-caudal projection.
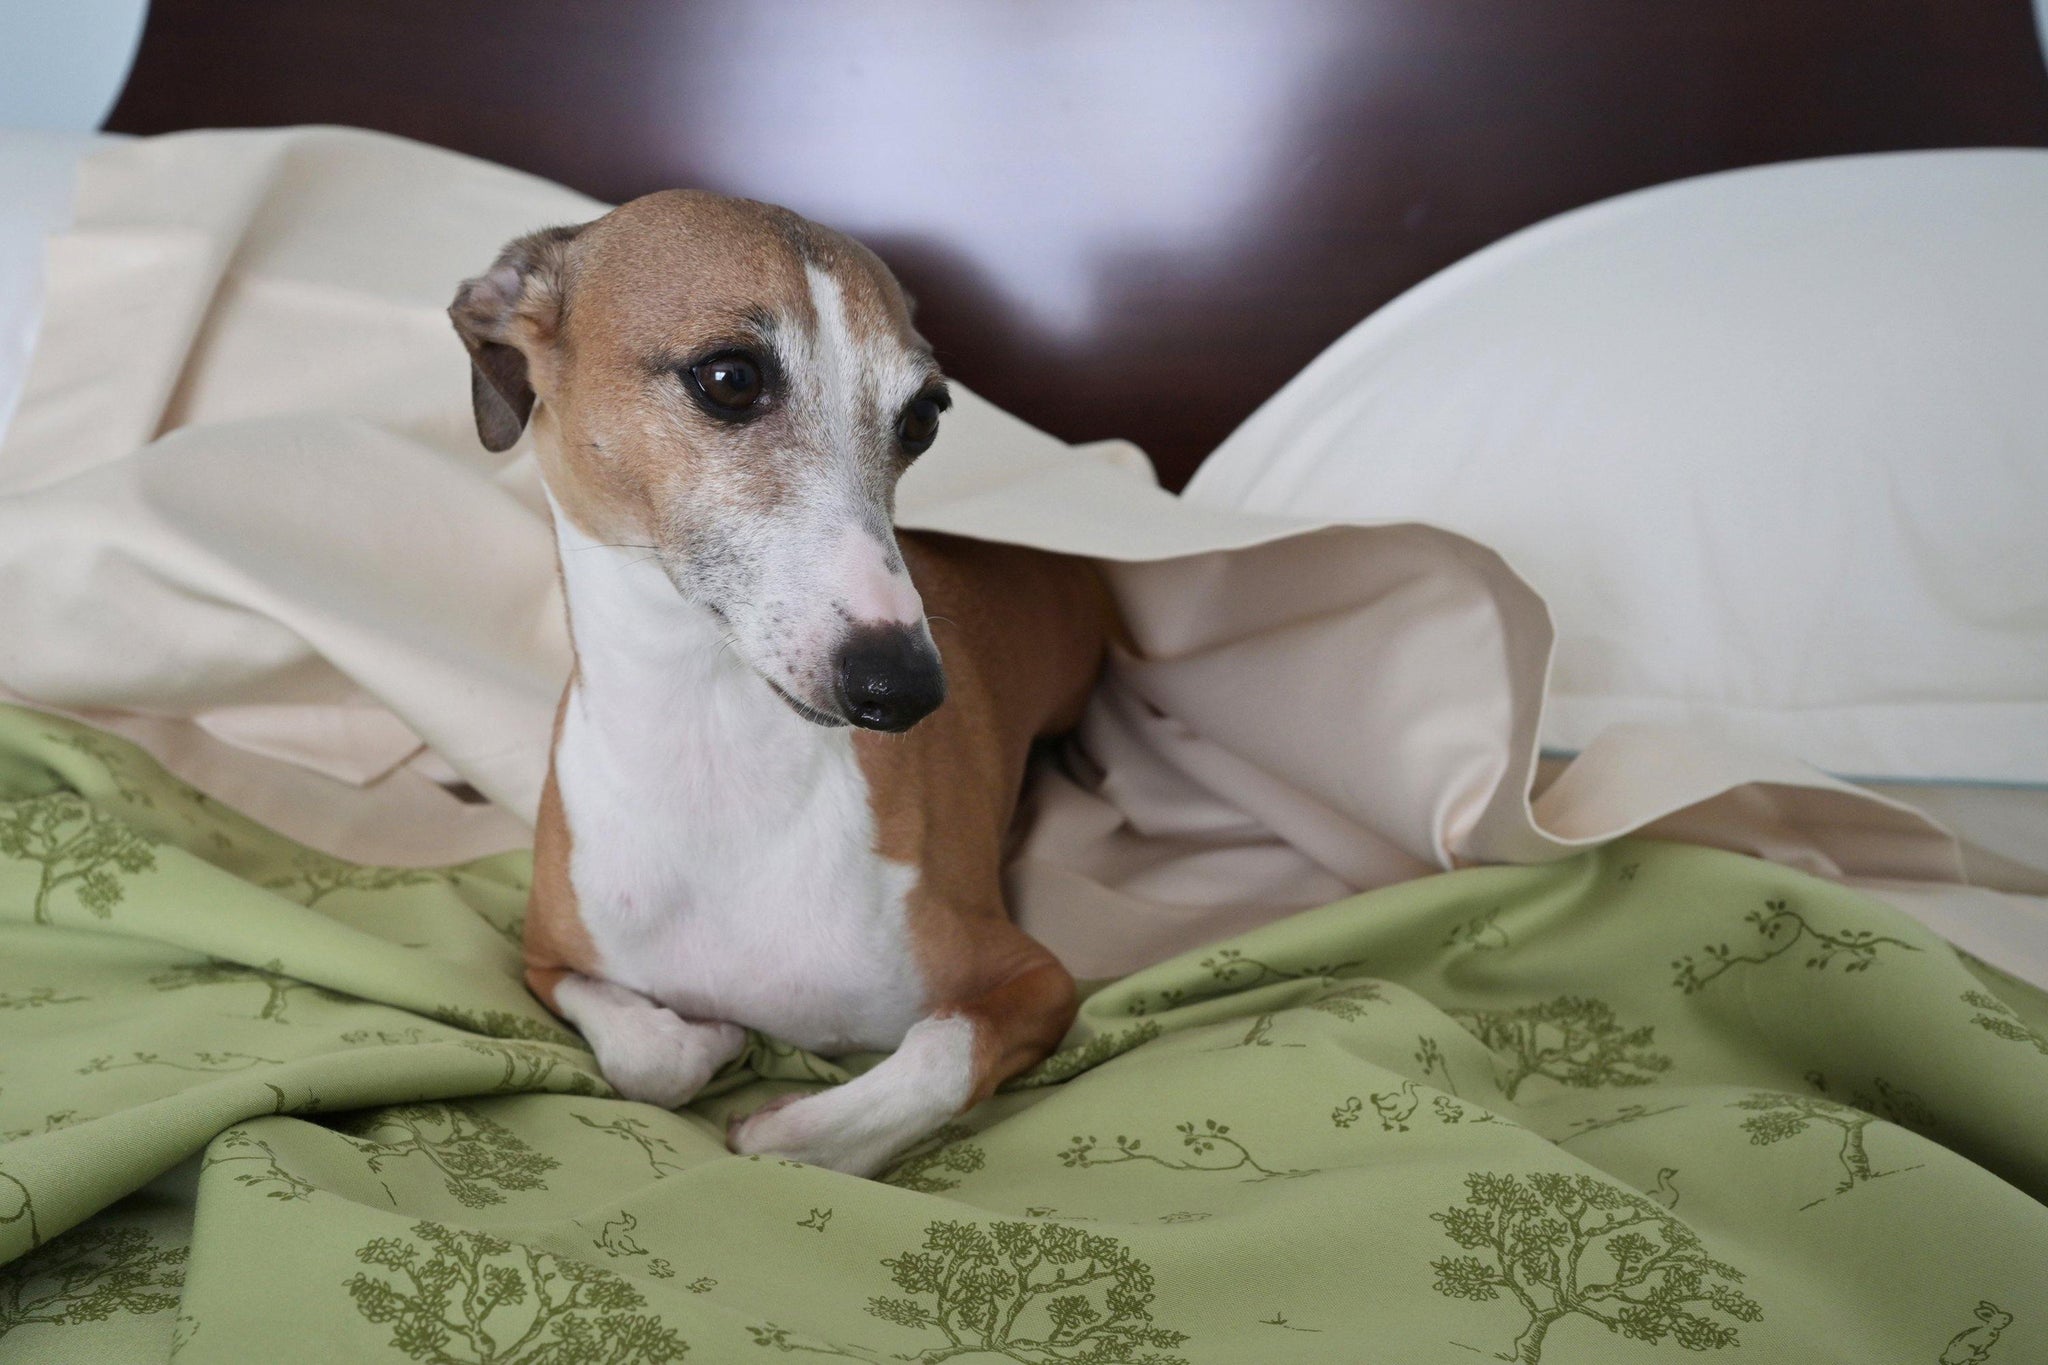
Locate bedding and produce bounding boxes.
[1186,149,2048,791]
[4,127,2048,1362]
[0,130,104,444]
[3,711,2046,1363]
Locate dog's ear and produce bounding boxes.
[449,223,584,452]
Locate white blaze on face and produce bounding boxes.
[830,523,924,628]
[801,260,928,631]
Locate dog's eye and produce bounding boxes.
[897,391,948,457]
[687,352,765,416]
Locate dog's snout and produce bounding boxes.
[835,625,945,732]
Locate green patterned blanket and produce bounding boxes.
[2,705,2044,1364]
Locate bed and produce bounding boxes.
[3,8,2047,1363]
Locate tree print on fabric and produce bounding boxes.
[1939,1301,2012,1364]
[1125,948,1372,1016]
[0,1170,41,1251]
[0,1111,87,1143]
[458,1041,606,1096]
[338,1103,558,1208]
[1,793,159,925]
[1005,1022,1162,1090]
[1963,991,2048,1057]
[149,957,347,1023]
[1430,1171,1760,1363]
[1673,898,1918,994]
[1059,1120,1312,1181]
[78,1050,283,1075]
[1557,1103,1687,1147]
[1731,1094,1924,1209]
[571,1113,690,1178]
[264,851,442,906]
[1210,980,1388,1047]
[1444,909,1510,951]
[0,987,85,1010]
[865,1219,1190,1364]
[1449,998,1671,1101]
[884,1125,987,1194]
[0,1224,187,1340]
[434,1007,584,1050]
[203,1128,316,1201]
[47,731,157,807]
[345,1222,687,1363]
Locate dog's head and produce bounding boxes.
[451,191,949,733]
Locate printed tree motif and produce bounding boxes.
[571,1113,690,1178]
[0,1224,188,1338]
[1672,898,1918,994]
[265,851,442,906]
[1444,909,1510,951]
[337,1103,557,1208]
[0,794,159,925]
[1449,997,1671,1101]
[1731,1093,1922,1207]
[1963,991,2048,1057]
[48,731,157,807]
[434,1007,584,1049]
[148,957,347,1023]
[1005,1022,1161,1090]
[0,1112,86,1143]
[1556,1103,1687,1147]
[749,1033,850,1084]
[1306,981,1388,1022]
[0,987,85,1010]
[1058,1120,1312,1181]
[459,1040,607,1096]
[1415,1036,1458,1095]
[0,1170,41,1251]
[865,1218,1190,1364]
[885,1125,987,1194]
[345,1221,687,1363]
[203,1128,316,1201]
[78,1050,283,1075]
[1430,1171,1760,1363]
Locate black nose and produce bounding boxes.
[835,624,946,732]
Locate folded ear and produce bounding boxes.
[449,223,584,452]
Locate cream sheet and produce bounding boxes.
[1,127,2035,984]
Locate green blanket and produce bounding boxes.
[2,706,2044,1364]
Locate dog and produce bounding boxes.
[449,190,1114,1175]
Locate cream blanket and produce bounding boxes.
[0,127,2033,982]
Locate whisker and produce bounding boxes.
[563,542,659,552]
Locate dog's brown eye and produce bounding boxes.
[897,392,947,457]
[688,352,764,416]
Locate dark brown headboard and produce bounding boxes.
[108,0,2048,489]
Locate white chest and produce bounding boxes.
[548,520,928,1055]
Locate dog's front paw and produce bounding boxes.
[727,1093,902,1177]
[596,1015,745,1110]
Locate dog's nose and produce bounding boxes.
[835,624,946,732]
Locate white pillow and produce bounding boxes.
[1188,150,2048,787]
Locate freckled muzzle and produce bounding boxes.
[833,624,946,732]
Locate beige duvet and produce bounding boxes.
[1,127,2039,984]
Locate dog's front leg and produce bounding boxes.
[727,951,1076,1177]
[538,971,746,1110]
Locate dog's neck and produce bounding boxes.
[542,486,846,797]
